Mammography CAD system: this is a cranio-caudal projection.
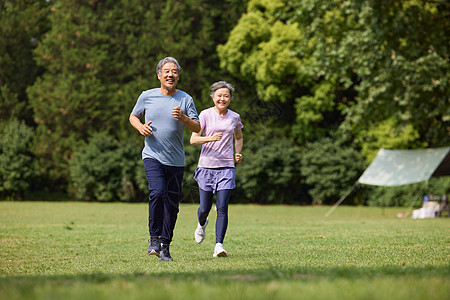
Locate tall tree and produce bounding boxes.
[0,0,52,124]
[28,0,249,190]
[28,0,163,188]
[218,0,449,157]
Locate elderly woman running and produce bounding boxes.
[190,81,244,257]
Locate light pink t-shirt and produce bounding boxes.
[197,107,243,168]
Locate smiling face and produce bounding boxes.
[157,62,179,95]
[213,87,231,114]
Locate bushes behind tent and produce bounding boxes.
[363,177,450,207]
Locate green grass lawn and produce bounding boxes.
[0,202,449,300]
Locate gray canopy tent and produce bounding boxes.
[325,146,450,217]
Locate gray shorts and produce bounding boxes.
[193,167,236,194]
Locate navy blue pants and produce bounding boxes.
[198,188,231,243]
[143,158,184,245]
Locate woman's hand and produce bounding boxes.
[235,153,243,163]
[212,132,223,141]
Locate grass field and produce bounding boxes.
[0,202,449,300]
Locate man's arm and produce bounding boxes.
[172,106,201,133]
[129,113,152,136]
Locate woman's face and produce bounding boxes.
[213,87,231,111]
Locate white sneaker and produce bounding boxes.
[194,218,208,243]
[213,243,227,257]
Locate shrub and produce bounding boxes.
[69,133,147,201]
[301,137,366,205]
[364,177,450,207]
[234,138,306,204]
[0,119,36,199]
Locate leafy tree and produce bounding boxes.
[27,0,249,191]
[218,0,449,153]
[218,0,350,143]
[359,118,426,162]
[340,0,450,154]
[0,119,36,199]
[300,137,366,205]
[0,0,53,124]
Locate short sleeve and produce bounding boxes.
[131,92,145,118]
[235,114,243,131]
[185,97,199,122]
[199,110,206,131]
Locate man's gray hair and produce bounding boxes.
[210,81,235,99]
[156,57,181,75]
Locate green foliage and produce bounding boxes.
[219,0,449,151]
[28,0,157,186]
[0,119,36,199]
[360,117,427,162]
[26,0,249,189]
[300,137,366,204]
[234,138,305,204]
[69,133,147,202]
[364,177,450,207]
[218,0,353,143]
[341,0,450,154]
[0,0,52,124]
[2,0,448,204]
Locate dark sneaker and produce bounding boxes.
[147,236,160,255]
[159,243,173,261]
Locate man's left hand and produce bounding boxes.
[172,106,186,121]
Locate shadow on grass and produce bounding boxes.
[1,265,449,285]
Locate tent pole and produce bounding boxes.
[325,183,358,217]
[404,181,427,218]
[404,192,422,218]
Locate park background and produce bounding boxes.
[1,0,449,206]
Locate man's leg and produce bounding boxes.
[143,158,165,243]
[160,165,184,245]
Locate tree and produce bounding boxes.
[0,0,53,124]
[218,0,350,144]
[27,0,249,191]
[218,0,449,155]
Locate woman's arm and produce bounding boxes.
[190,129,223,145]
[234,129,243,163]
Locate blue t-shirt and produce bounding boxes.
[131,88,199,167]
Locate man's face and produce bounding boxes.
[158,62,179,91]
